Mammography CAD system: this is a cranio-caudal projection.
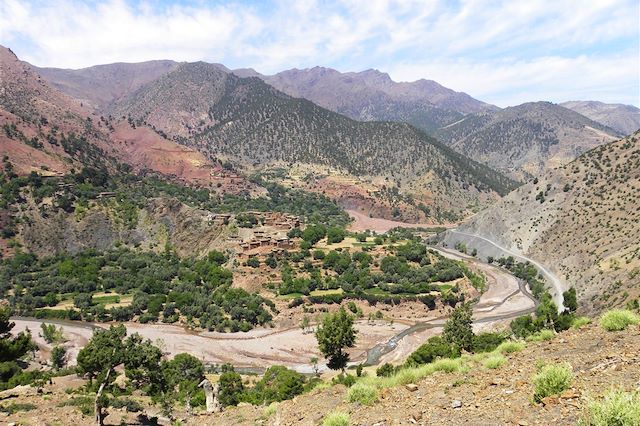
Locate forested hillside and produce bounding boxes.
[435,102,620,179]
[111,62,517,219]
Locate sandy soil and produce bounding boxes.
[346,209,452,233]
[12,318,408,374]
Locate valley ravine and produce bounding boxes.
[11,244,536,372]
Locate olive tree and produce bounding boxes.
[77,324,163,425]
[315,307,357,371]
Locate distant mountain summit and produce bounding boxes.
[561,100,640,135]
[110,61,516,219]
[434,101,621,179]
[32,60,180,110]
[233,66,496,132]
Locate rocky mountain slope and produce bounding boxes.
[110,62,516,219]
[33,58,624,188]
[0,46,249,193]
[234,66,495,132]
[458,132,640,313]
[434,102,621,180]
[561,100,640,136]
[32,60,181,110]
[18,196,229,258]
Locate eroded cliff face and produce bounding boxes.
[19,197,228,258]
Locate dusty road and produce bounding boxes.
[446,229,565,309]
[367,246,536,365]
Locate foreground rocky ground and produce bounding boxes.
[2,321,638,425]
[208,322,640,426]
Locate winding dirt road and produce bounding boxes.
[447,229,565,309]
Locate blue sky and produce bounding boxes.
[1,0,638,107]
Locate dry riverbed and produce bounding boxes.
[12,245,535,372]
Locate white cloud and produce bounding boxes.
[388,52,640,107]
[0,0,637,106]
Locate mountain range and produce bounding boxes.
[3,47,515,225]
[434,101,621,179]
[29,59,637,183]
[561,100,640,135]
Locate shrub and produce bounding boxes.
[472,332,507,353]
[376,363,396,377]
[392,368,419,385]
[288,297,304,309]
[526,329,555,342]
[572,316,591,329]
[246,365,306,404]
[346,383,378,406]
[40,323,64,344]
[323,411,350,426]
[332,374,357,388]
[110,397,142,412]
[495,341,525,354]
[600,310,640,331]
[0,402,36,414]
[405,336,460,366]
[579,389,640,426]
[57,396,94,416]
[431,358,463,373]
[482,355,506,369]
[532,363,573,403]
[264,402,278,418]
[510,315,539,338]
[246,257,260,268]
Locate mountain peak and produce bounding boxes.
[561,101,640,134]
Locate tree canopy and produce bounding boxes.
[315,307,357,371]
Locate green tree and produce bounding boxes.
[534,293,559,330]
[315,307,357,371]
[442,303,474,351]
[562,287,578,312]
[218,366,244,406]
[246,257,260,268]
[246,365,305,404]
[40,323,64,344]
[51,345,66,369]
[77,324,164,425]
[0,306,36,386]
[73,293,93,310]
[405,336,460,366]
[302,224,327,245]
[326,227,346,244]
[161,353,204,407]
